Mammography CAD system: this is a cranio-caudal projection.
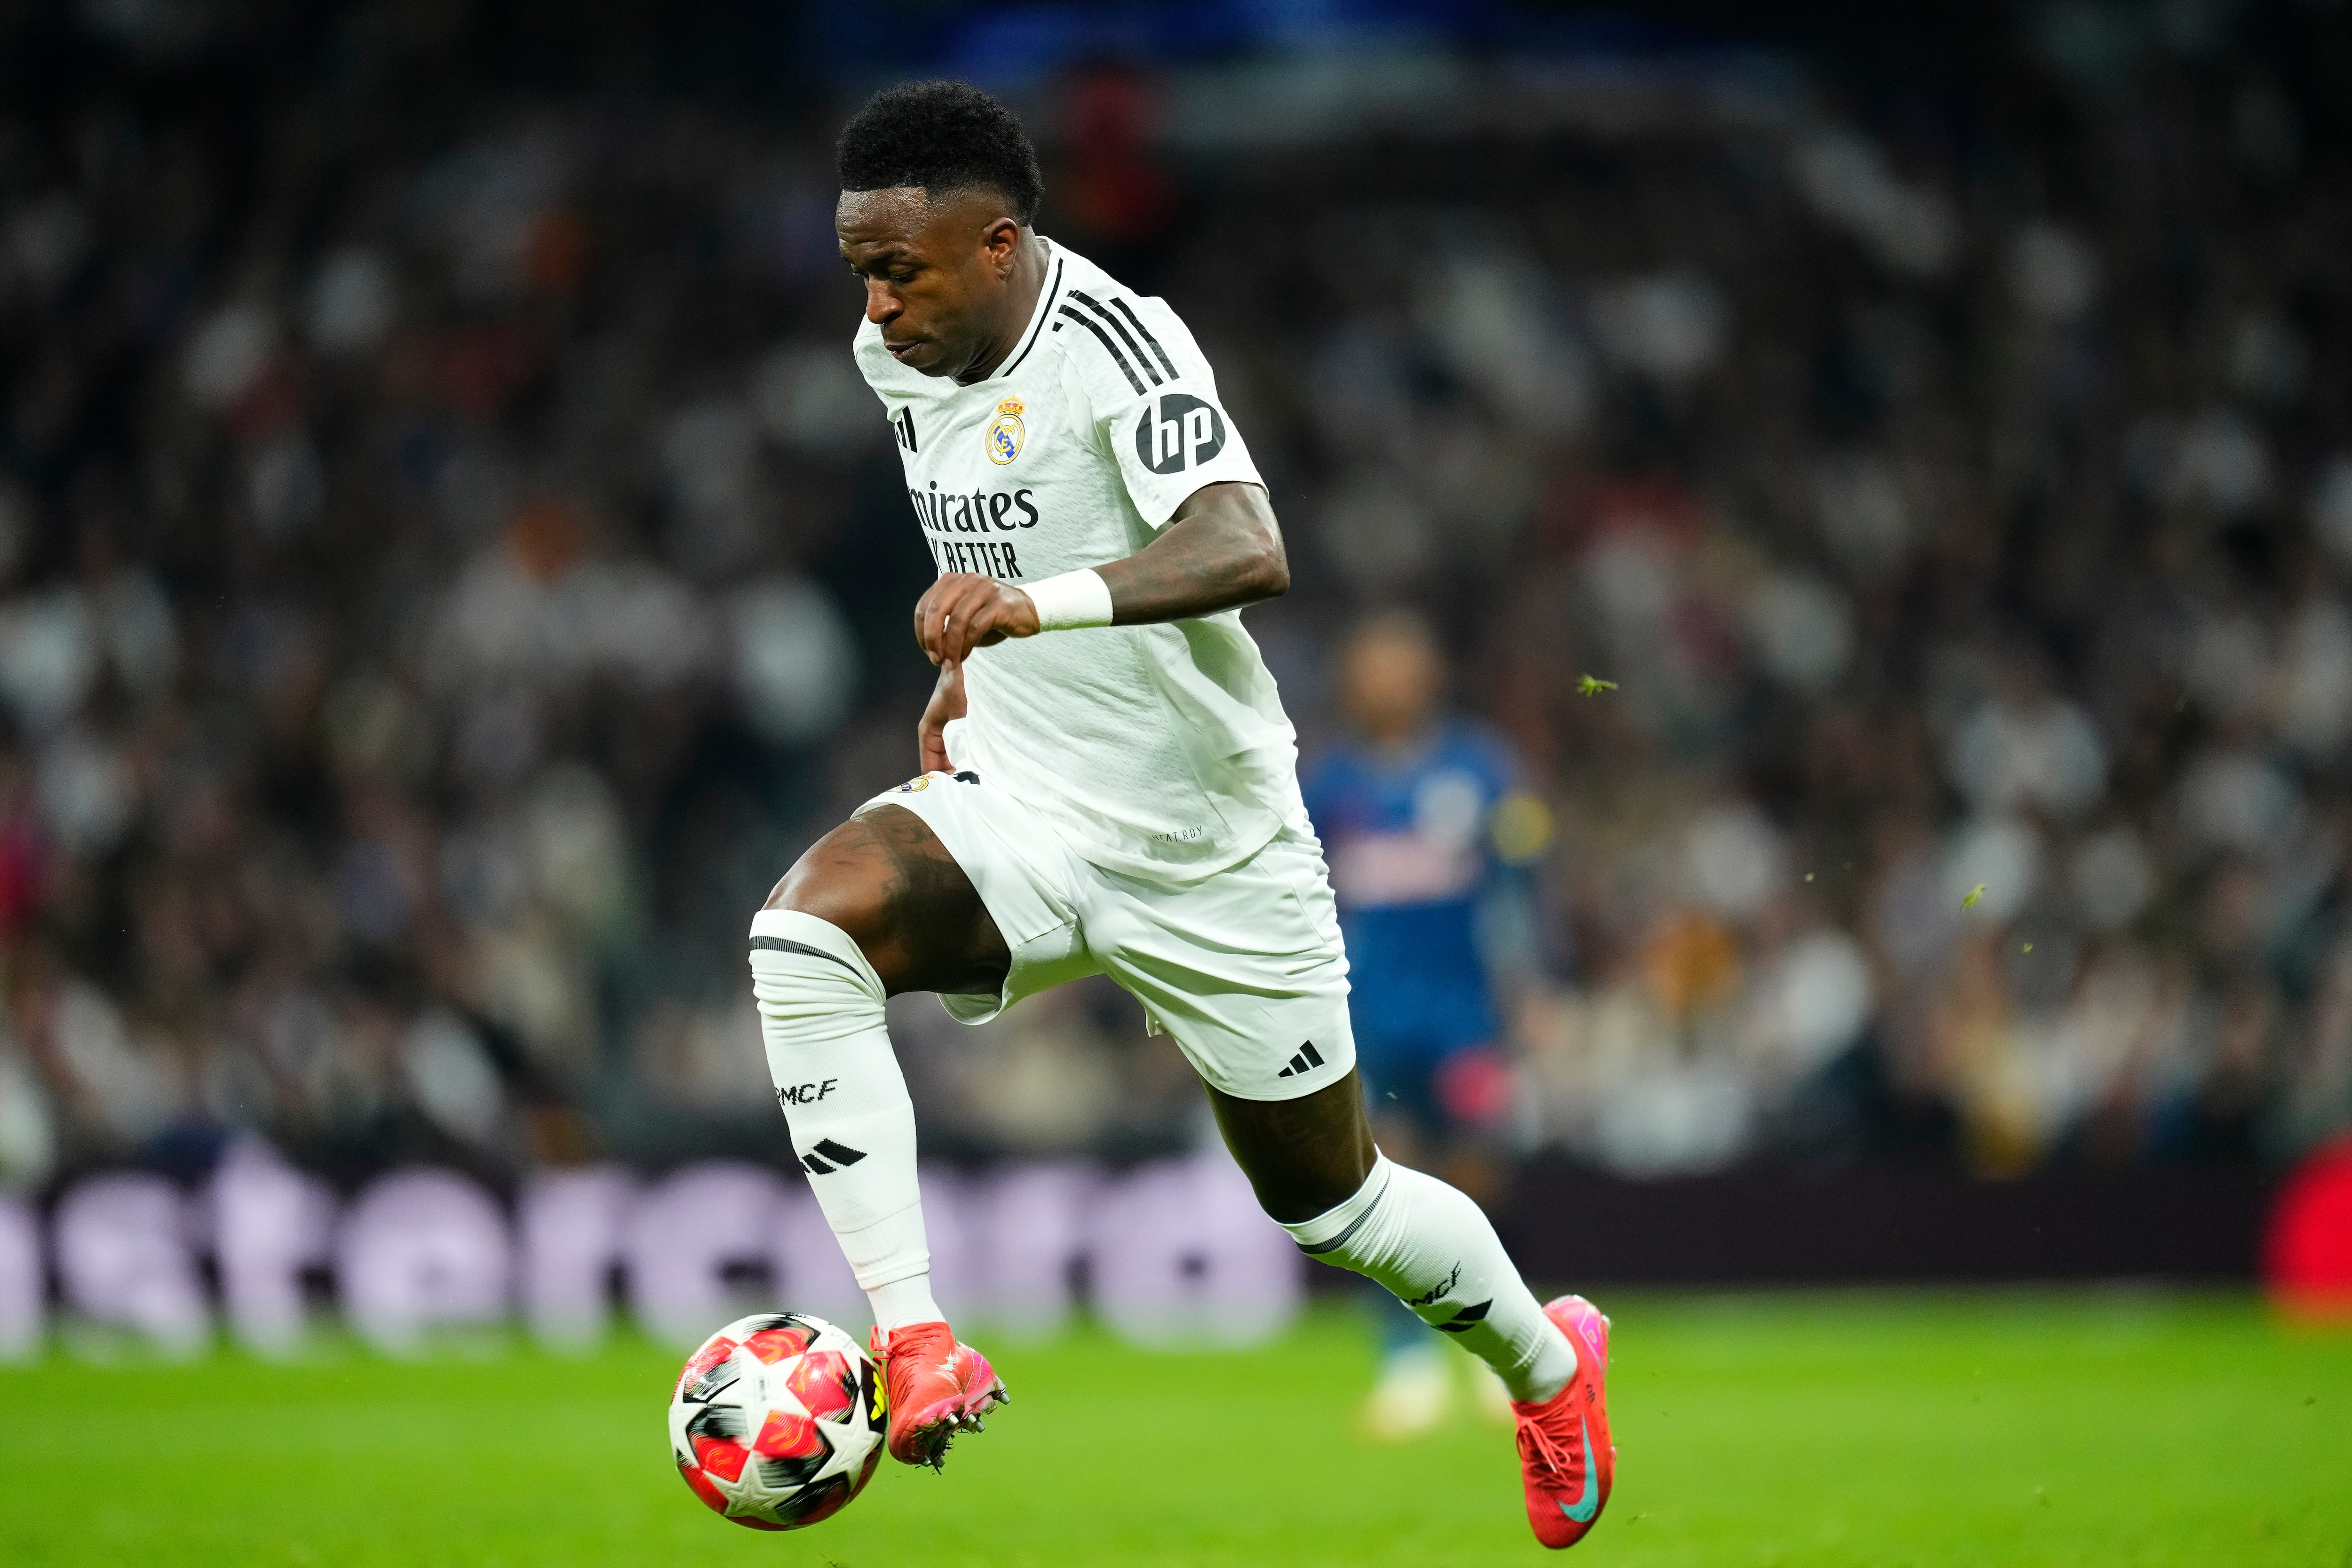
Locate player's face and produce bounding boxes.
[1341,624,1445,744]
[837,187,1024,381]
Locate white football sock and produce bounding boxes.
[1280,1153,1576,1404]
[749,909,936,1320]
[864,1274,946,1332]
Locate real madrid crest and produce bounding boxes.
[985,396,1025,465]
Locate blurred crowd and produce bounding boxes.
[1,1,2349,1191]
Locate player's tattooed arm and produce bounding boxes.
[1096,481,1288,626]
[913,482,1287,666]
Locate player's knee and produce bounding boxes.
[1259,1155,1379,1229]
[761,821,900,960]
[1214,1072,1378,1224]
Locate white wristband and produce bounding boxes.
[1020,568,1114,631]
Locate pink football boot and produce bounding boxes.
[868,1321,1008,1470]
[1511,1295,1615,1549]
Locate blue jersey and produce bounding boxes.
[1301,720,1532,1063]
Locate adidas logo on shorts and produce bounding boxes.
[1275,1041,1327,1080]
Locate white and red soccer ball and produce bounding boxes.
[669,1313,885,1530]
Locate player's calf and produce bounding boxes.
[1274,1152,1577,1406]
[748,909,931,1292]
[751,909,1011,1470]
[1273,1154,1607,1548]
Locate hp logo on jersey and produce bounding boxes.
[1136,392,1224,475]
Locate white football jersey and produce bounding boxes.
[854,239,1304,883]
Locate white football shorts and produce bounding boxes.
[857,768,1356,1102]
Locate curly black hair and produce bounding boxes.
[836,80,1044,223]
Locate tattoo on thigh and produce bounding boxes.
[845,805,1007,989]
[850,805,973,915]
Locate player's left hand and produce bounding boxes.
[914,573,1041,666]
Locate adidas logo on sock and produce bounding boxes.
[800,1139,867,1175]
[1432,1297,1494,1334]
[1275,1041,1327,1079]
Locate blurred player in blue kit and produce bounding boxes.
[1303,609,1555,1438]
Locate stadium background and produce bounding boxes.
[0,5,2347,1561]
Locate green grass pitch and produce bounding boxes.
[0,1291,2345,1566]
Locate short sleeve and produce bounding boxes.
[1062,291,1263,528]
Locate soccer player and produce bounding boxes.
[748,81,1613,1549]
[1303,609,1550,1438]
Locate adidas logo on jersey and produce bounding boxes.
[1275,1041,1327,1079]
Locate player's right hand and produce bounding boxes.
[917,661,965,773]
[913,572,1041,667]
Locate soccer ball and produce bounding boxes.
[668,1312,886,1530]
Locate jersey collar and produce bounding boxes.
[992,239,1065,382]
